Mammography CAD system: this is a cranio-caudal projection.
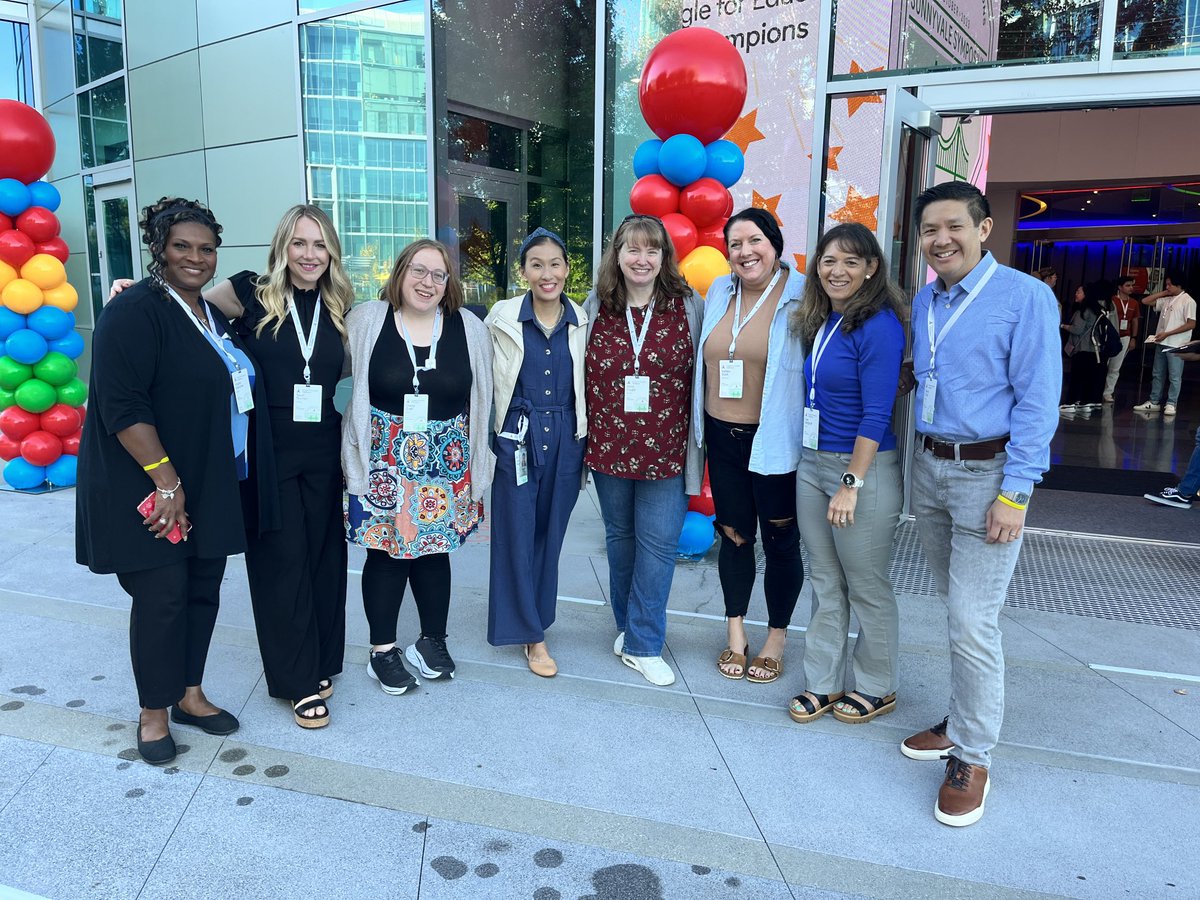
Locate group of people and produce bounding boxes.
[76,180,1061,828]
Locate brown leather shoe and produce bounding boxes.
[934,756,990,827]
[900,715,956,760]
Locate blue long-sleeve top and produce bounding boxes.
[804,308,905,453]
[912,252,1062,494]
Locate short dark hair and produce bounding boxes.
[723,207,785,261]
[1164,268,1187,289]
[913,181,991,227]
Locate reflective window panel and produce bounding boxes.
[0,19,33,104]
[77,77,129,167]
[1115,0,1200,58]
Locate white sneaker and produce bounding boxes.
[1058,403,1078,414]
[621,653,676,686]
[1133,400,1161,411]
[613,632,624,656]
[1164,404,1177,416]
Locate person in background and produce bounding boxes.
[695,207,805,685]
[1102,274,1139,404]
[1145,350,1200,508]
[343,239,494,695]
[1059,283,1109,415]
[486,228,587,678]
[583,214,703,687]
[1134,271,1196,417]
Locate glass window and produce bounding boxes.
[78,76,129,168]
[1115,0,1200,58]
[74,12,124,87]
[0,21,34,104]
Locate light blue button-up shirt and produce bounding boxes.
[912,252,1061,494]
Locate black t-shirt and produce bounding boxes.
[368,309,471,420]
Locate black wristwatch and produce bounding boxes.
[841,472,865,489]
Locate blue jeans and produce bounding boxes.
[1149,344,1185,405]
[592,472,688,657]
[1179,425,1200,498]
[911,448,1024,769]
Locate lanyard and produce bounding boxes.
[927,256,998,375]
[625,302,655,375]
[807,314,841,408]
[287,292,321,385]
[396,307,441,395]
[728,267,784,359]
[167,284,241,371]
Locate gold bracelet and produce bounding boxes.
[143,456,170,472]
[996,494,1027,511]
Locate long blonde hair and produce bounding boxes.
[254,204,354,338]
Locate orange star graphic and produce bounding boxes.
[724,110,766,154]
[805,146,843,171]
[793,253,807,272]
[830,186,880,231]
[846,63,885,117]
[752,191,783,227]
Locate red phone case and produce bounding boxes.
[137,492,185,543]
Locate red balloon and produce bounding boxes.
[639,28,748,144]
[629,175,679,218]
[35,237,69,263]
[0,433,19,461]
[696,219,728,257]
[0,229,35,268]
[40,403,81,437]
[15,207,60,243]
[77,404,87,425]
[0,406,40,440]
[723,193,734,217]
[19,429,62,466]
[61,430,81,455]
[680,178,731,228]
[0,101,56,184]
[0,213,10,231]
[661,213,698,260]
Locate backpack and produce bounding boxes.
[1093,313,1122,360]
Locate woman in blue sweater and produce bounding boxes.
[787,223,907,725]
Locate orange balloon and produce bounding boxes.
[0,260,15,292]
[1,277,43,314]
[679,245,730,298]
[41,281,78,312]
[20,253,66,291]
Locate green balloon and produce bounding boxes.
[15,378,57,413]
[0,387,14,409]
[0,356,33,391]
[56,377,88,406]
[33,351,77,387]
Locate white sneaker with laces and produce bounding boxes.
[621,653,676,686]
[1134,400,1161,411]
[1164,403,1177,416]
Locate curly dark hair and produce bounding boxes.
[139,197,223,294]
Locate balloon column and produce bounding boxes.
[631,27,748,298]
[0,99,85,491]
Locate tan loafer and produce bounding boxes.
[524,644,557,678]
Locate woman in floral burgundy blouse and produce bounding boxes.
[583,215,704,686]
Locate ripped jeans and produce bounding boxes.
[704,415,804,629]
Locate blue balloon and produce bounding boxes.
[658,134,707,188]
[27,181,61,212]
[46,454,77,487]
[27,306,72,341]
[0,307,22,339]
[676,511,716,559]
[632,139,663,178]
[704,140,745,188]
[49,331,85,359]
[0,178,32,217]
[0,339,5,358]
[3,458,46,490]
[5,328,48,364]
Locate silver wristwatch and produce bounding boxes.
[841,472,865,489]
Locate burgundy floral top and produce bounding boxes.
[585,297,693,480]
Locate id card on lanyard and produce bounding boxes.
[499,414,529,486]
[923,257,998,425]
[288,294,323,423]
[720,269,783,399]
[802,315,840,451]
[624,302,654,413]
[169,286,254,413]
[396,307,440,434]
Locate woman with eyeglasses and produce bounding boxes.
[582,215,703,686]
[343,239,495,695]
[486,227,588,678]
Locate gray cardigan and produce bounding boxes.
[582,289,705,495]
[340,301,496,502]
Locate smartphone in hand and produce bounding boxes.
[137,492,185,543]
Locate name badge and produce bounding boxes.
[232,369,254,414]
[403,393,429,433]
[1119,319,1128,330]
[624,375,651,413]
[802,407,820,451]
[515,443,529,486]
[922,377,937,425]
[718,359,744,399]
[293,384,322,423]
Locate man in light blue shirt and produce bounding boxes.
[899,182,1060,827]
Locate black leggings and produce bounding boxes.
[704,415,803,629]
[361,550,451,645]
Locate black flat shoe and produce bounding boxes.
[170,705,239,736]
[137,724,177,765]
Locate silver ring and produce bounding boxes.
[158,518,168,525]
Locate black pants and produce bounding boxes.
[244,467,347,701]
[1066,351,1105,404]
[117,556,226,709]
[704,415,803,629]
[361,550,451,646]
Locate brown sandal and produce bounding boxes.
[831,691,897,724]
[717,644,749,680]
[788,690,845,723]
[747,655,782,683]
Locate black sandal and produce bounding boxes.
[788,690,844,724]
[831,691,896,724]
[293,695,329,729]
[317,678,333,700]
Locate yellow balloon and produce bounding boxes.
[1,278,44,315]
[41,281,79,312]
[0,260,15,293]
[20,253,67,291]
[679,245,730,298]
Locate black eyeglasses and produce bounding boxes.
[408,263,450,285]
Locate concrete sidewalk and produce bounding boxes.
[0,485,1197,900]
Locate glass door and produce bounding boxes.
[92,179,137,315]
[448,173,521,310]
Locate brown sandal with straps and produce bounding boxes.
[747,655,783,684]
[717,644,749,680]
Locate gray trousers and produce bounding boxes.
[797,449,902,698]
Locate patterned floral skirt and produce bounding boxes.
[346,406,483,559]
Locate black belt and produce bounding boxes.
[918,434,1009,461]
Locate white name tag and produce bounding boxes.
[1119,319,1128,330]
[232,369,254,414]
[922,377,937,425]
[718,359,744,399]
[292,384,322,423]
[802,407,820,450]
[624,375,651,413]
[515,443,528,486]
[403,394,429,433]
